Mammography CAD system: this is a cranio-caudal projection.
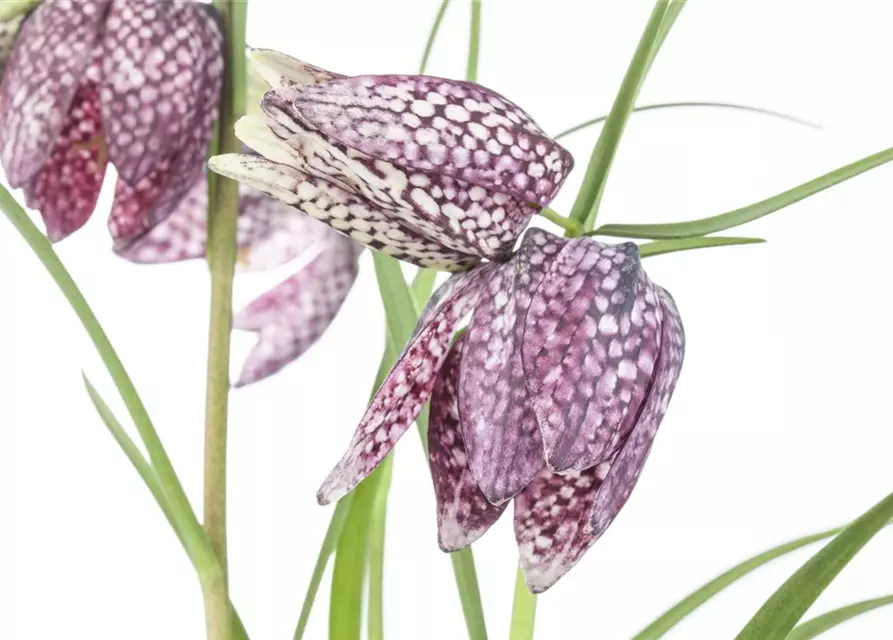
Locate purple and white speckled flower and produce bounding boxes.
[210,50,574,272]
[0,0,223,246]
[317,227,685,592]
[118,174,361,387]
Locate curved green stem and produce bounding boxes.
[538,208,581,235]
[419,0,450,74]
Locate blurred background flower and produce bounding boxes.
[0,0,223,245]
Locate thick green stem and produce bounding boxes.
[509,567,537,640]
[203,2,248,639]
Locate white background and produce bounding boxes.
[2,0,893,638]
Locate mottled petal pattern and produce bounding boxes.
[100,1,220,184]
[0,14,24,76]
[514,463,611,593]
[429,335,507,550]
[0,0,108,186]
[317,265,495,505]
[291,75,574,206]
[258,89,536,262]
[250,49,343,90]
[108,1,223,246]
[522,238,663,473]
[118,175,324,269]
[234,232,359,386]
[209,153,480,271]
[459,262,544,504]
[24,82,108,241]
[589,288,685,536]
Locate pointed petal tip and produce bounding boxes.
[250,49,341,89]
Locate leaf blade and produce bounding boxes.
[632,528,842,640]
[595,146,893,240]
[638,236,765,258]
[553,101,820,141]
[735,490,893,640]
[786,595,893,640]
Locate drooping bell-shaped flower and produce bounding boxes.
[317,228,685,591]
[0,0,223,245]
[118,175,361,387]
[210,50,574,271]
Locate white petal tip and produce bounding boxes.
[250,49,334,89]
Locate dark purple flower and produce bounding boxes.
[0,0,223,245]
[210,50,574,271]
[118,175,360,387]
[317,228,685,592]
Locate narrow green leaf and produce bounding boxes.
[568,0,675,230]
[0,187,221,583]
[736,490,893,640]
[637,236,765,259]
[450,549,489,640]
[466,0,482,82]
[418,0,451,74]
[632,528,842,640]
[411,269,438,314]
[367,456,395,640]
[293,494,356,640]
[554,101,820,141]
[330,467,384,640]
[786,595,893,640]
[82,374,179,541]
[596,146,893,240]
[372,253,419,347]
[82,375,250,640]
[509,566,537,640]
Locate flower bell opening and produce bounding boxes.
[316,227,685,591]
[0,0,224,245]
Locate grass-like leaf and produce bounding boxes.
[83,375,249,640]
[596,146,893,240]
[418,0,451,74]
[554,101,820,141]
[292,495,356,640]
[367,456,395,640]
[786,595,893,640]
[0,187,223,586]
[637,236,765,258]
[632,527,842,639]
[735,489,893,640]
[568,0,672,229]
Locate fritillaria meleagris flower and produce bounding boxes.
[317,228,686,592]
[118,174,361,387]
[0,0,223,245]
[209,50,574,271]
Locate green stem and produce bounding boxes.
[203,2,248,639]
[466,0,482,82]
[509,567,537,640]
[538,208,581,235]
[0,0,38,21]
